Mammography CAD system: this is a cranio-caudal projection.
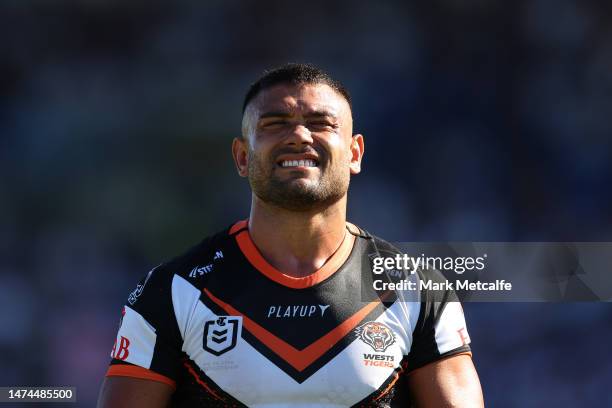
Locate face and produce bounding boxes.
[233,83,364,212]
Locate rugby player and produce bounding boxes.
[98,63,484,407]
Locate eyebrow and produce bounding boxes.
[258,111,293,120]
[258,110,338,120]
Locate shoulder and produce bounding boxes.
[155,224,236,282]
[351,226,456,303]
[357,227,451,286]
[347,222,402,255]
[127,223,237,307]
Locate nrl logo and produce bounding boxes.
[355,321,396,352]
[203,316,241,356]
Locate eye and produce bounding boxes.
[308,121,337,131]
[262,120,288,129]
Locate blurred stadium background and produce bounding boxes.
[1,1,611,406]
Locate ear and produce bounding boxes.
[349,133,364,175]
[232,137,249,177]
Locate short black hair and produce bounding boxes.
[242,63,352,113]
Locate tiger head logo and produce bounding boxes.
[355,321,396,352]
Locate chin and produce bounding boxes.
[275,175,318,188]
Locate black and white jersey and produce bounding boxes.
[106,220,472,407]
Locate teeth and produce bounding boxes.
[281,159,317,168]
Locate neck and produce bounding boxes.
[248,195,352,278]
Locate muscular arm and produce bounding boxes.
[408,354,484,408]
[97,377,174,408]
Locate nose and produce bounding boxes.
[285,124,313,147]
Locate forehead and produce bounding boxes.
[249,82,351,118]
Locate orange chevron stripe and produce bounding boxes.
[203,288,380,372]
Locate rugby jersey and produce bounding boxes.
[106,220,472,407]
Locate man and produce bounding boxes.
[98,63,484,407]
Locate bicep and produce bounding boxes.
[100,266,183,408]
[408,354,484,408]
[97,376,174,408]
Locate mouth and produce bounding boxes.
[278,159,319,168]
[276,154,320,169]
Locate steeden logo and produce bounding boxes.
[189,250,224,278]
[189,264,214,278]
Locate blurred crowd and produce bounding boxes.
[1,1,611,406]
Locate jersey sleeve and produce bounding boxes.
[106,265,183,388]
[406,268,472,372]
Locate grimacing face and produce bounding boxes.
[233,82,364,212]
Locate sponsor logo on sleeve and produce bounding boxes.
[111,336,131,360]
[457,327,470,345]
[127,267,157,306]
[203,316,241,356]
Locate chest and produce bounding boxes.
[179,287,415,406]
